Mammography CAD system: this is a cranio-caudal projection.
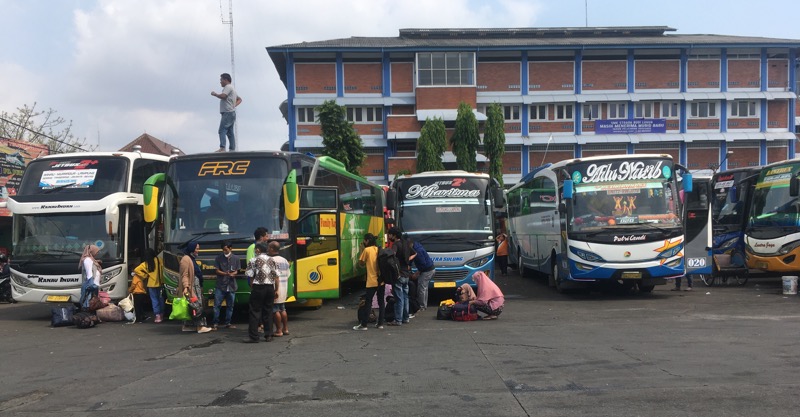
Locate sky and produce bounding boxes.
[1,0,798,154]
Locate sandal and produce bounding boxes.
[273,332,283,337]
[485,315,498,320]
[283,330,289,335]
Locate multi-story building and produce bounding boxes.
[267,26,800,185]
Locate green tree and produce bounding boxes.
[450,101,480,172]
[416,117,446,172]
[0,103,94,153]
[316,100,365,175]
[483,103,506,186]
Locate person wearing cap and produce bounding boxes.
[179,242,212,334]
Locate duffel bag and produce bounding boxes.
[96,304,126,322]
[73,311,97,329]
[451,301,478,321]
[51,307,75,327]
[436,304,453,320]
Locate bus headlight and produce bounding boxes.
[100,267,123,284]
[665,258,682,268]
[466,255,491,268]
[569,246,605,263]
[778,240,800,255]
[658,244,683,259]
[11,273,33,287]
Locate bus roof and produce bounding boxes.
[31,150,169,162]
[755,157,800,171]
[545,153,674,170]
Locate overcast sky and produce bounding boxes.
[1,0,798,154]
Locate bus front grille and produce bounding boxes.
[433,269,469,282]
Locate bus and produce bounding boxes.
[3,151,169,304]
[143,152,385,305]
[507,154,690,292]
[705,167,760,286]
[385,171,505,290]
[745,159,800,275]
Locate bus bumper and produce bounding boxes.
[746,251,800,273]
[568,257,684,282]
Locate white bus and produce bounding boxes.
[4,151,169,304]
[507,154,691,292]
[386,171,505,289]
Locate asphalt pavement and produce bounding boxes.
[1,269,799,417]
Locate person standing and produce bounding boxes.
[272,242,291,337]
[246,227,269,264]
[495,233,509,276]
[212,241,240,330]
[244,242,283,343]
[411,240,435,311]
[78,245,101,311]
[386,227,415,326]
[127,268,149,323]
[133,248,164,323]
[355,233,383,330]
[179,242,212,334]
[211,72,242,152]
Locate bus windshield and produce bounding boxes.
[750,164,800,229]
[570,180,680,232]
[17,157,128,197]
[164,157,289,245]
[12,211,124,262]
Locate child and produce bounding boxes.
[133,249,164,323]
[128,270,149,323]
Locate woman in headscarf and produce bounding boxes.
[78,245,101,310]
[179,242,212,333]
[469,271,504,320]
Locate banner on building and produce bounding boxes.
[0,138,50,216]
[595,119,667,134]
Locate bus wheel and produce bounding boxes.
[700,274,716,287]
[517,251,529,277]
[548,261,557,288]
[638,284,655,293]
[732,275,748,286]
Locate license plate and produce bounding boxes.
[433,281,456,288]
[47,295,71,303]
[621,271,642,279]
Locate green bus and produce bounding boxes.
[144,152,385,306]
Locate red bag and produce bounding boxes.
[451,302,478,321]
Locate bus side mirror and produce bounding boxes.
[386,189,397,210]
[563,180,574,199]
[683,173,693,193]
[493,188,505,209]
[283,170,299,221]
[143,173,165,223]
[791,175,800,197]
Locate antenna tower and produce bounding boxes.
[220,0,235,79]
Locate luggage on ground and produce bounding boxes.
[451,301,479,321]
[96,304,126,322]
[51,307,75,327]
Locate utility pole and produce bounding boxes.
[220,0,235,80]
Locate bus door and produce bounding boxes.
[685,178,713,278]
[294,186,341,299]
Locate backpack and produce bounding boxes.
[51,307,75,327]
[377,248,400,285]
[451,301,479,321]
[73,311,97,329]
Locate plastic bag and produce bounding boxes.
[169,297,191,321]
[118,293,134,312]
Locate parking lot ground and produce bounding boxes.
[1,270,799,417]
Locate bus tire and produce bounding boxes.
[548,261,557,288]
[638,284,655,293]
[517,249,529,277]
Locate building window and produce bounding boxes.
[634,102,653,118]
[607,103,627,119]
[554,104,573,121]
[346,107,383,123]
[417,52,475,86]
[297,107,317,124]
[582,104,600,120]
[690,101,717,118]
[730,100,757,118]
[504,105,520,121]
[661,102,679,119]
[530,105,547,121]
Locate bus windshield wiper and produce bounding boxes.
[43,182,77,194]
[179,230,241,250]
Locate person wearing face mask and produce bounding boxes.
[212,241,240,330]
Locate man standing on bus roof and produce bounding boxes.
[211,72,242,152]
[212,241,240,330]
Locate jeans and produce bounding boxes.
[674,275,693,289]
[148,287,164,316]
[79,280,98,309]
[392,279,409,323]
[248,284,275,340]
[213,288,236,325]
[218,111,236,150]
[416,269,434,309]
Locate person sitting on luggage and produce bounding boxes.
[469,271,504,320]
